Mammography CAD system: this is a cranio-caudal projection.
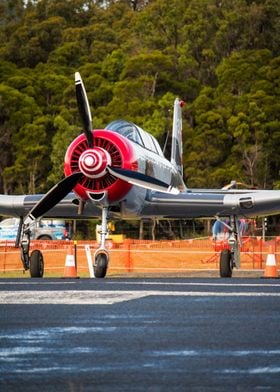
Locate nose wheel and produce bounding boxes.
[94,250,109,278]
[94,207,110,278]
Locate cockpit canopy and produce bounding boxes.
[105,120,164,156]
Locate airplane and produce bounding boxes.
[1,72,280,279]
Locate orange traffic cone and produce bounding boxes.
[263,245,279,278]
[63,245,79,278]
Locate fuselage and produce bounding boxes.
[64,120,185,206]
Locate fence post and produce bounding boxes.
[259,237,263,269]
[124,239,132,272]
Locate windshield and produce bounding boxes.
[105,120,144,146]
[105,120,164,156]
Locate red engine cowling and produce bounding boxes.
[64,130,137,202]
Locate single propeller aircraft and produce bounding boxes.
[1,72,280,278]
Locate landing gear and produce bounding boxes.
[217,215,241,278]
[94,207,110,278]
[18,224,44,278]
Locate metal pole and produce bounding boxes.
[74,240,77,269]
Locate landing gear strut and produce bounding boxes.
[18,221,44,278]
[217,216,241,278]
[94,207,109,278]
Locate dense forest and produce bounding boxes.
[0,0,280,196]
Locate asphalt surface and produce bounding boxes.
[1,277,280,391]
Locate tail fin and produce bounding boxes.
[171,98,184,177]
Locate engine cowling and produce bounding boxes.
[64,130,137,202]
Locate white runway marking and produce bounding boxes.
[0,281,77,285]
[1,290,280,305]
[0,290,147,305]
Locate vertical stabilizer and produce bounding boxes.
[171,98,184,177]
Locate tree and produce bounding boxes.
[48,114,79,185]
[0,84,42,193]
[0,0,280,195]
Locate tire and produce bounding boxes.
[94,253,108,278]
[30,250,44,278]
[219,249,232,278]
[37,235,52,240]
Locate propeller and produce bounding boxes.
[107,166,180,195]
[23,172,83,228]
[75,72,93,148]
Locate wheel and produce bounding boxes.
[219,249,233,278]
[94,253,108,278]
[37,235,52,240]
[30,250,44,278]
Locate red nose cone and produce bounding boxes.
[78,148,111,178]
[64,130,137,202]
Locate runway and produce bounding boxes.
[1,278,280,391]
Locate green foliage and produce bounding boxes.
[0,0,280,194]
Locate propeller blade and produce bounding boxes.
[107,166,180,195]
[75,72,93,148]
[24,172,83,226]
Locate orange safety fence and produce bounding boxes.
[0,236,279,275]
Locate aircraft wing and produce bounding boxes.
[141,189,280,219]
[1,188,280,221]
[0,193,101,219]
